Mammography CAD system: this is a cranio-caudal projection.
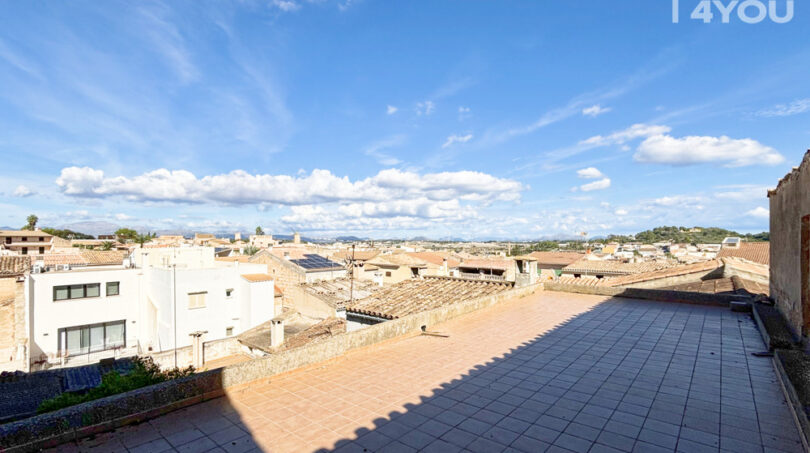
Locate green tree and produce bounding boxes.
[115,228,138,241]
[135,233,152,247]
[243,245,260,256]
[101,241,114,251]
[255,226,264,235]
[22,214,38,231]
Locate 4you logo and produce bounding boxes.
[672,0,794,23]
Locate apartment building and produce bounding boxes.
[0,230,53,255]
[21,247,277,370]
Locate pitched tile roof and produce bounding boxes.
[347,276,513,320]
[608,260,722,286]
[661,276,768,296]
[0,230,53,238]
[367,254,428,268]
[238,312,345,353]
[562,258,679,276]
[241,273,274,283]
[716,242,769,265]
[80,250,127,265]
[407,252,461,268]
[458,258,512,271]
[301,277,383,310]
[528,252,585,268]
[0,256,31,276]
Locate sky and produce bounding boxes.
[0,0,808,240]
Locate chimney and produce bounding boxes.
[270,319,284,348]
[293,232,301,244]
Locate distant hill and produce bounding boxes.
[602,226,768,244]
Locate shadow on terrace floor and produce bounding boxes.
[318,296,802,453]
[49,293,804,453]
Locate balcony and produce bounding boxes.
[459,271,506,281]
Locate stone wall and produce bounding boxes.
[148,336,241,370]
[0,277,27,372]
[769,150,810,340]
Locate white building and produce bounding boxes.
[26,247,278,369]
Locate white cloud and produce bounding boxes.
[386,105,398,115]
[458,106,471,121]
[576,167,604,179]
[442,134,473,149]
[747,207,770,218]
[416,101,435,116]
[115,213,132,221]
[582,104,611,117]
[271,0,301,11]
[364,135,405,165]
[634,134,784,167]
[13,185,33,197]
[578,178,611,192]
[614,209,628,216]
[581,124,671,146]
[56,166,526,207]
[757,98,810,117]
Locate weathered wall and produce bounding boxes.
[619,267,723,290]
[769,150,810,339]
[0,277,26,372]
[148,336,241,370]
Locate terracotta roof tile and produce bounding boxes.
[0,256,31,276]
[347,276,513,319]
[80,250,127,265]
[242,273,274,283]
[407,252,461,268]
[458,258,512,271]
[716,242,769,265]
[528,251,585,268]
[563,258,678,276]
[301,278,383,310]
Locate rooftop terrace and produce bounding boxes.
[46,291,802,453]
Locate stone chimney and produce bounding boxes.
[293,232,301,244]
[270,318,284,348]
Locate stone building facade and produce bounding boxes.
[769,149,810,341]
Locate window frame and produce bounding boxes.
[59,320,126,356]
[53,283,102,301]
[188,291,208,309]
[106,281,120,296]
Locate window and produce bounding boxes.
[21,247,28,255]
[226,326,233,336]
[21,237,27,242]
[188,291,207,309]
[385,271,392,277]
[60,320,126,356]
[106,282,120,296]
[39,247,45,254]
[39,237,45,242]
[225,288,234,298]
[53,283,101,301]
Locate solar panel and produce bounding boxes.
[291,254,343,270]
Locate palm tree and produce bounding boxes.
[255,226,264,236]
[135,233,152,247]
[101,241,114,251]
[243,245,260,256]
[22,214,38,231]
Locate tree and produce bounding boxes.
[135,233,152,247]
[22,214,38,231]
[115,228,138,241]
[101,241,114,251]
[255,226,264,236]
[243,245,260,256]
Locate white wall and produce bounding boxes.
[29,268,141,362]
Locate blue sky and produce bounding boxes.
[1,0,808,239]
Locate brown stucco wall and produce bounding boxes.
[769,150,810,339]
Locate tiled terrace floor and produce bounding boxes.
[52,292,804,453]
